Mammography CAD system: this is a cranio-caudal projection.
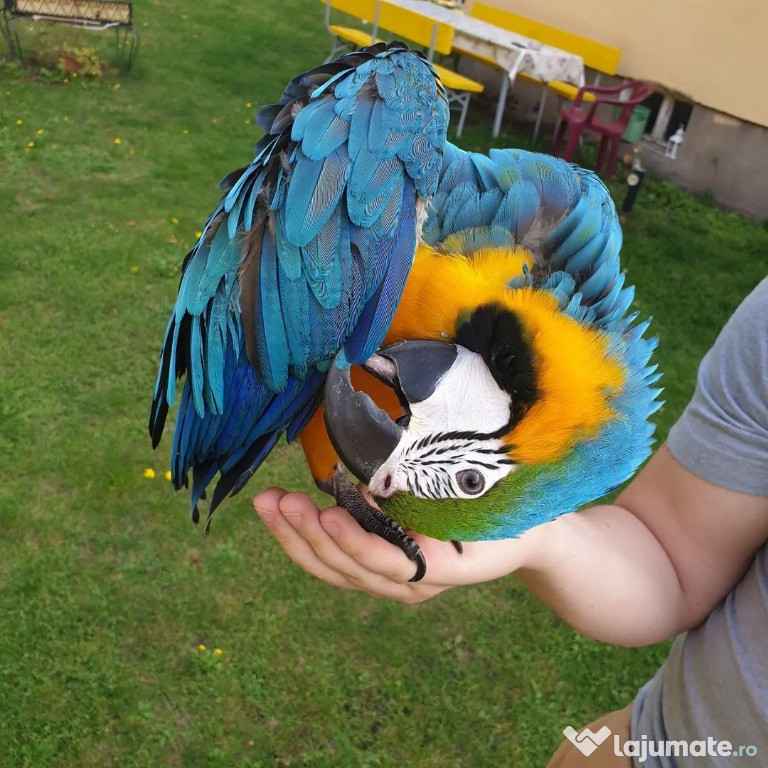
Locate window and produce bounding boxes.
[642,92,693,146]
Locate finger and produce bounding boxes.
[253,487,289,517]
[320,507,504,588]
[411,536,530,586]
[317,506,428,584]
[278,494,415,593]
[253,492,357,591]
[277,495,428,601]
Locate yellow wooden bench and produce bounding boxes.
[321,0,484,137]
[322,0,380,62]
[465,2,621,142]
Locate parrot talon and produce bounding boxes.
[408,547,427,582]
[451,540,464,555]
[318,468,428,582]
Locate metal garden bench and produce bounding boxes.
[1,0,138,69]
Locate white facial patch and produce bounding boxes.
[368,347,516,500]
[407,346,512,437]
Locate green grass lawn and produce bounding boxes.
[2,3,768,766]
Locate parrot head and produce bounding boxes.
[326,336,523,501]
[324,259,660,542]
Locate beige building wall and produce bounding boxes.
[472,0,768,128]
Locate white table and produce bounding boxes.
[386,0,585,138]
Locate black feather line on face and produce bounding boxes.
[455,304,538,425]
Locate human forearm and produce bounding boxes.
[517,445,768,645]
[516,505,688,646]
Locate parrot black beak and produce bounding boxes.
[324,341,459,484]
[324,362,403,485]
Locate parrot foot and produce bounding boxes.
[318,469,427,582]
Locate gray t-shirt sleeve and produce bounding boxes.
[632,279,768,768]
[667,276,768,496]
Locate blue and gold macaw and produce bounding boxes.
[150,43,661,581]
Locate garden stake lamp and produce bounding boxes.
[150,43,662,581]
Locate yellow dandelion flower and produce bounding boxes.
[72,72,78,78]
[244,119,251,125]
[143,467,155,479]
[113,137,121,145]
[113,83,121,89]
[170,217,179,225]
[182,129,189,134]
[36,129,44,135]
[245,102,252,108]
[26,141,35,149]
[130,265,139,273]
[194,230,202,239]
[214,648,223,656]
[15,119,22,125]
[63,115,69,121]
[198,644,206,652]
[164,470,172,481]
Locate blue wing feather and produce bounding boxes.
[344,177,417,364]
[284,147,349,247]
[426,145,640,336]
[274,210,303,281]
[294,97,348,160]
[255,230,290,391]
[149,43,448,519]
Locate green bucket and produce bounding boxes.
[620,104,651,143]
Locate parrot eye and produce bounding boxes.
[456,469,485,496]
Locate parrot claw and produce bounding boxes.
[318,468,428,582]
[451,540,464,555]
[409,548,427,583]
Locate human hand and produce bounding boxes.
[253,488,535,603]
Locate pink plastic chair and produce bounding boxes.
[551,81,654,179]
